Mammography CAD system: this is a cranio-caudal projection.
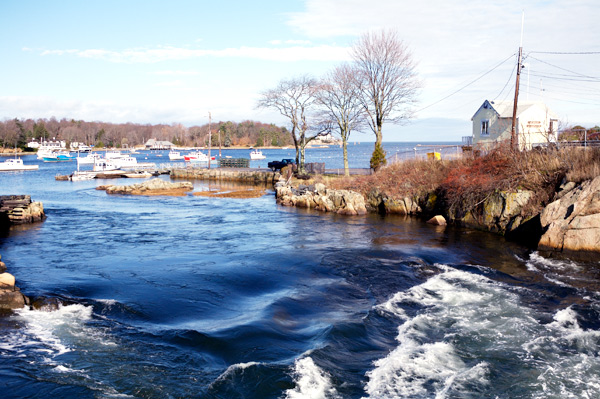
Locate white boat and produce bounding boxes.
[105,151,127,159]
[250,149,266,160]
[184,151,209,162]
[0,158,39,171]
[36,141,66,159]
[168,150,184,160]
[70,171,96,181]
[124,171,152,178]
[77,153,102,165]
[93,158,120,172]
[112,156,138,168]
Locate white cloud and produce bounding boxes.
[36,44,350,63]
[150,70,200,76]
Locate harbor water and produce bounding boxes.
[1,144,599,398]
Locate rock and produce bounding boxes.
[101,179,194,195]
[0,272,15,289]
[31,297,62,311]
[275,183,366,216]
[0,290,27,311]
[539,176,600,258]
[461,190,533,234]
[0,261,6,273]
[427,215,447,226]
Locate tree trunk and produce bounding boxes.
[343,140,349,176]
[299,144,306,174]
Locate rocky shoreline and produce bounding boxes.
[274,175,600,260]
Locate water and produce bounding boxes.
[0,146,599,398]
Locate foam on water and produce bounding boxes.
[285,357,339,399]
[364,266,600,398]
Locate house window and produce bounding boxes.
[481,120,489,136]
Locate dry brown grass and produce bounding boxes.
[331,145,600,217]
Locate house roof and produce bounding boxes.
[472,100,558,120]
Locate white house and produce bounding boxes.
[471,100,559,150]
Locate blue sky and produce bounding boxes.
[1,0,598,141]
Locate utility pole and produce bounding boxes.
[511,11,525,151]
[208,112,212,169]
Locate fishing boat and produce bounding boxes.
[168,150,184,160]
[70,171,96,181]
[250,149,266,160]
[93,158,119,172]
[76,153,102,165]
[43,151,76,162]
[184,151,209,162]
[0,158,39,171]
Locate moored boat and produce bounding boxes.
[250,149,266,160]
[184,151,209,162]
[168,150,184,160]
[0,158,39,171]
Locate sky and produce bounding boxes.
[1,0,599,141]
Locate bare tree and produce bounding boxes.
[257,75,324,173]
[316,64,365,176]
[351,29,420,170]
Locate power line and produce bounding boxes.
[529,51,600,55]
[493,63,516,102]
[526,55,599,80]
[415,53,515,113]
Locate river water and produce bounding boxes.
[1,145,599,399]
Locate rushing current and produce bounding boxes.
[1,144,599,399]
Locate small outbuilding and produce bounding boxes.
[471,100,559,150]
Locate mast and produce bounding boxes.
[208,112,212,169]
[511,11,525,151]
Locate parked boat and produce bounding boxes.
[70,171,96,181]
[168,150,184,160]
[0,158,39,171]
[250,149,266,160]
[43,151,75,162]
[124,171,152,178]
[93,158,119,172]
[76,153,102,165]
[184,151,209,162]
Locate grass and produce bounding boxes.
[330,144,600,218]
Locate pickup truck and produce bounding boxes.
[267,158,295,171]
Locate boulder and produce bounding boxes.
[101,179,194,195]
[427,215,447,226]
[0,289,27,311]
[538,176,600,258]
[461,190,533,234]
[0,272,15,289]
[31,297,62,312]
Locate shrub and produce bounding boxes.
[370,142,387,172]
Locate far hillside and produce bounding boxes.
[0,118,293,149]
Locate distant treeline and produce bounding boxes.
[0,117,293,149]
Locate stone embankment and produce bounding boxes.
[97,178,194,195]
[0,195,45,227]
[171,167,276,185]
[538,176,600,259]
[276,176,600,258]
[275,181,367,215]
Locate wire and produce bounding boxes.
[527,55,599,80]
[415,53,516,113]
[529,51,600,55]
[493,63,516,102]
